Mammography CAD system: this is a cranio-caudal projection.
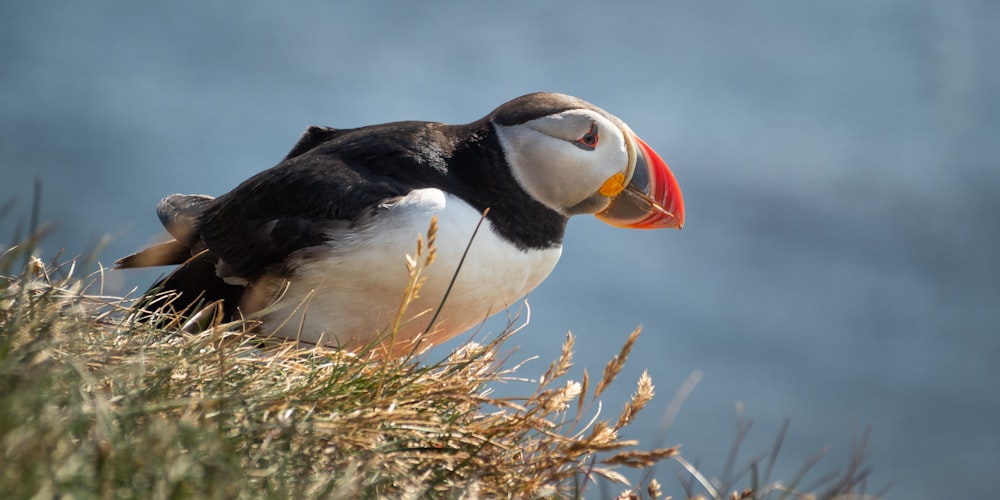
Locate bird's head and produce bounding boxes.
[490,92,684,230]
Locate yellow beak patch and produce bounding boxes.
[599,172,626,197]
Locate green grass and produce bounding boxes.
[0,222,883,499]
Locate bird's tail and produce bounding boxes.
[115,193,244,326]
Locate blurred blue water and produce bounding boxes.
[3,1,998,497]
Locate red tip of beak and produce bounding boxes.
[631,136,684,229]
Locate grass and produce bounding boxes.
[0,213,885,499]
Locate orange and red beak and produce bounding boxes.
[596,134,684,229]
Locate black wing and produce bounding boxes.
[283,126,346,160]
[114,194,213,268]
[196,122,454,281]
[157,194,214,244]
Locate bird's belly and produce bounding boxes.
[254,191,562,355]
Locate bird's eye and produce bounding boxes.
[574,123,599,151]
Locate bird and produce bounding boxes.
[116,92,684,357]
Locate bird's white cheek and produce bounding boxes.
[592,141,630,183]
[498,125,625,213]
[496,126,565,212]
[539,142,629,209]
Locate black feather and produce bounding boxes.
[283,126,346,160]
[146,250,244,321]
[156,194,214,245]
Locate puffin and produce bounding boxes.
[116,92,684,357]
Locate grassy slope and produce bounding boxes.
[0,235,881,499]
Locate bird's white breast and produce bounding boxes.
[253,189,562,355]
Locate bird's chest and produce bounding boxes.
[257,191,562,352]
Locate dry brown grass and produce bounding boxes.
[0,213,883,499]
[0,229,679,498]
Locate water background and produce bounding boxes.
[3,2,998,498]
